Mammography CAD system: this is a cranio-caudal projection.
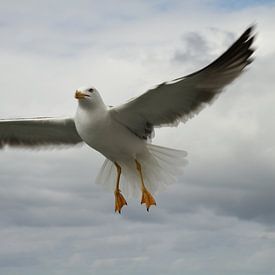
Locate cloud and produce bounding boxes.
[0,1,275,275]
[173,32,210,64]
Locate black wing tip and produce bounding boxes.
[238,24,257,59]
[244,24,256,36]
[184,25,257,80]
[240,24,257,42]
[211,24,257,70]
[237,24,257,51]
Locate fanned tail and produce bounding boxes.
[95,144,188,197]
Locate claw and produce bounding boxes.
[141,189,156,211]
[114,190,127,213]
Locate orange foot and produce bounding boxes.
[114,190,127,214]
[141,189,156,212]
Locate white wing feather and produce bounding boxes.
[0,117,83,148]
[110,26,255,139]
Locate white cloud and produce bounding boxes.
[0,1,275,275]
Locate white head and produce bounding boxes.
[74,86,105,109]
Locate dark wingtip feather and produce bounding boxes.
[185,25,256,80]
[213,26,255,68]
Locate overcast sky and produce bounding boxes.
[0,1,275,275]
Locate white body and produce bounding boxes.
[75,103,146,161]
[74,90,187,197]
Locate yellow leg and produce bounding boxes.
[114,162,127,213]
[135,160,156,211]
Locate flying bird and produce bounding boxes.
[0,26,255,213]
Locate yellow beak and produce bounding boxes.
[75,90,87,99]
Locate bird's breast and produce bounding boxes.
[75,108,145,161]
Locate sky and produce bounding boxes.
[0,0,275,275]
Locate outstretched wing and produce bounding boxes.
[0,117,83,148]
[110,26,255,139]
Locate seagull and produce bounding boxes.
[0,26,255,213]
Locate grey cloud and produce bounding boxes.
[173,32,210,64]
[159,104,275,226]
[0,148,115,227]
[171,28,237,74]
[161,182,275,225]
[0,252,40,268]
[1,1,275,275]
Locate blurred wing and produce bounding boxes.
[110,26,255,139]
[0,117,83,148]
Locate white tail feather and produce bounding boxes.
[95,144,188,197]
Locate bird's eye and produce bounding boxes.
[88,88,94,93]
